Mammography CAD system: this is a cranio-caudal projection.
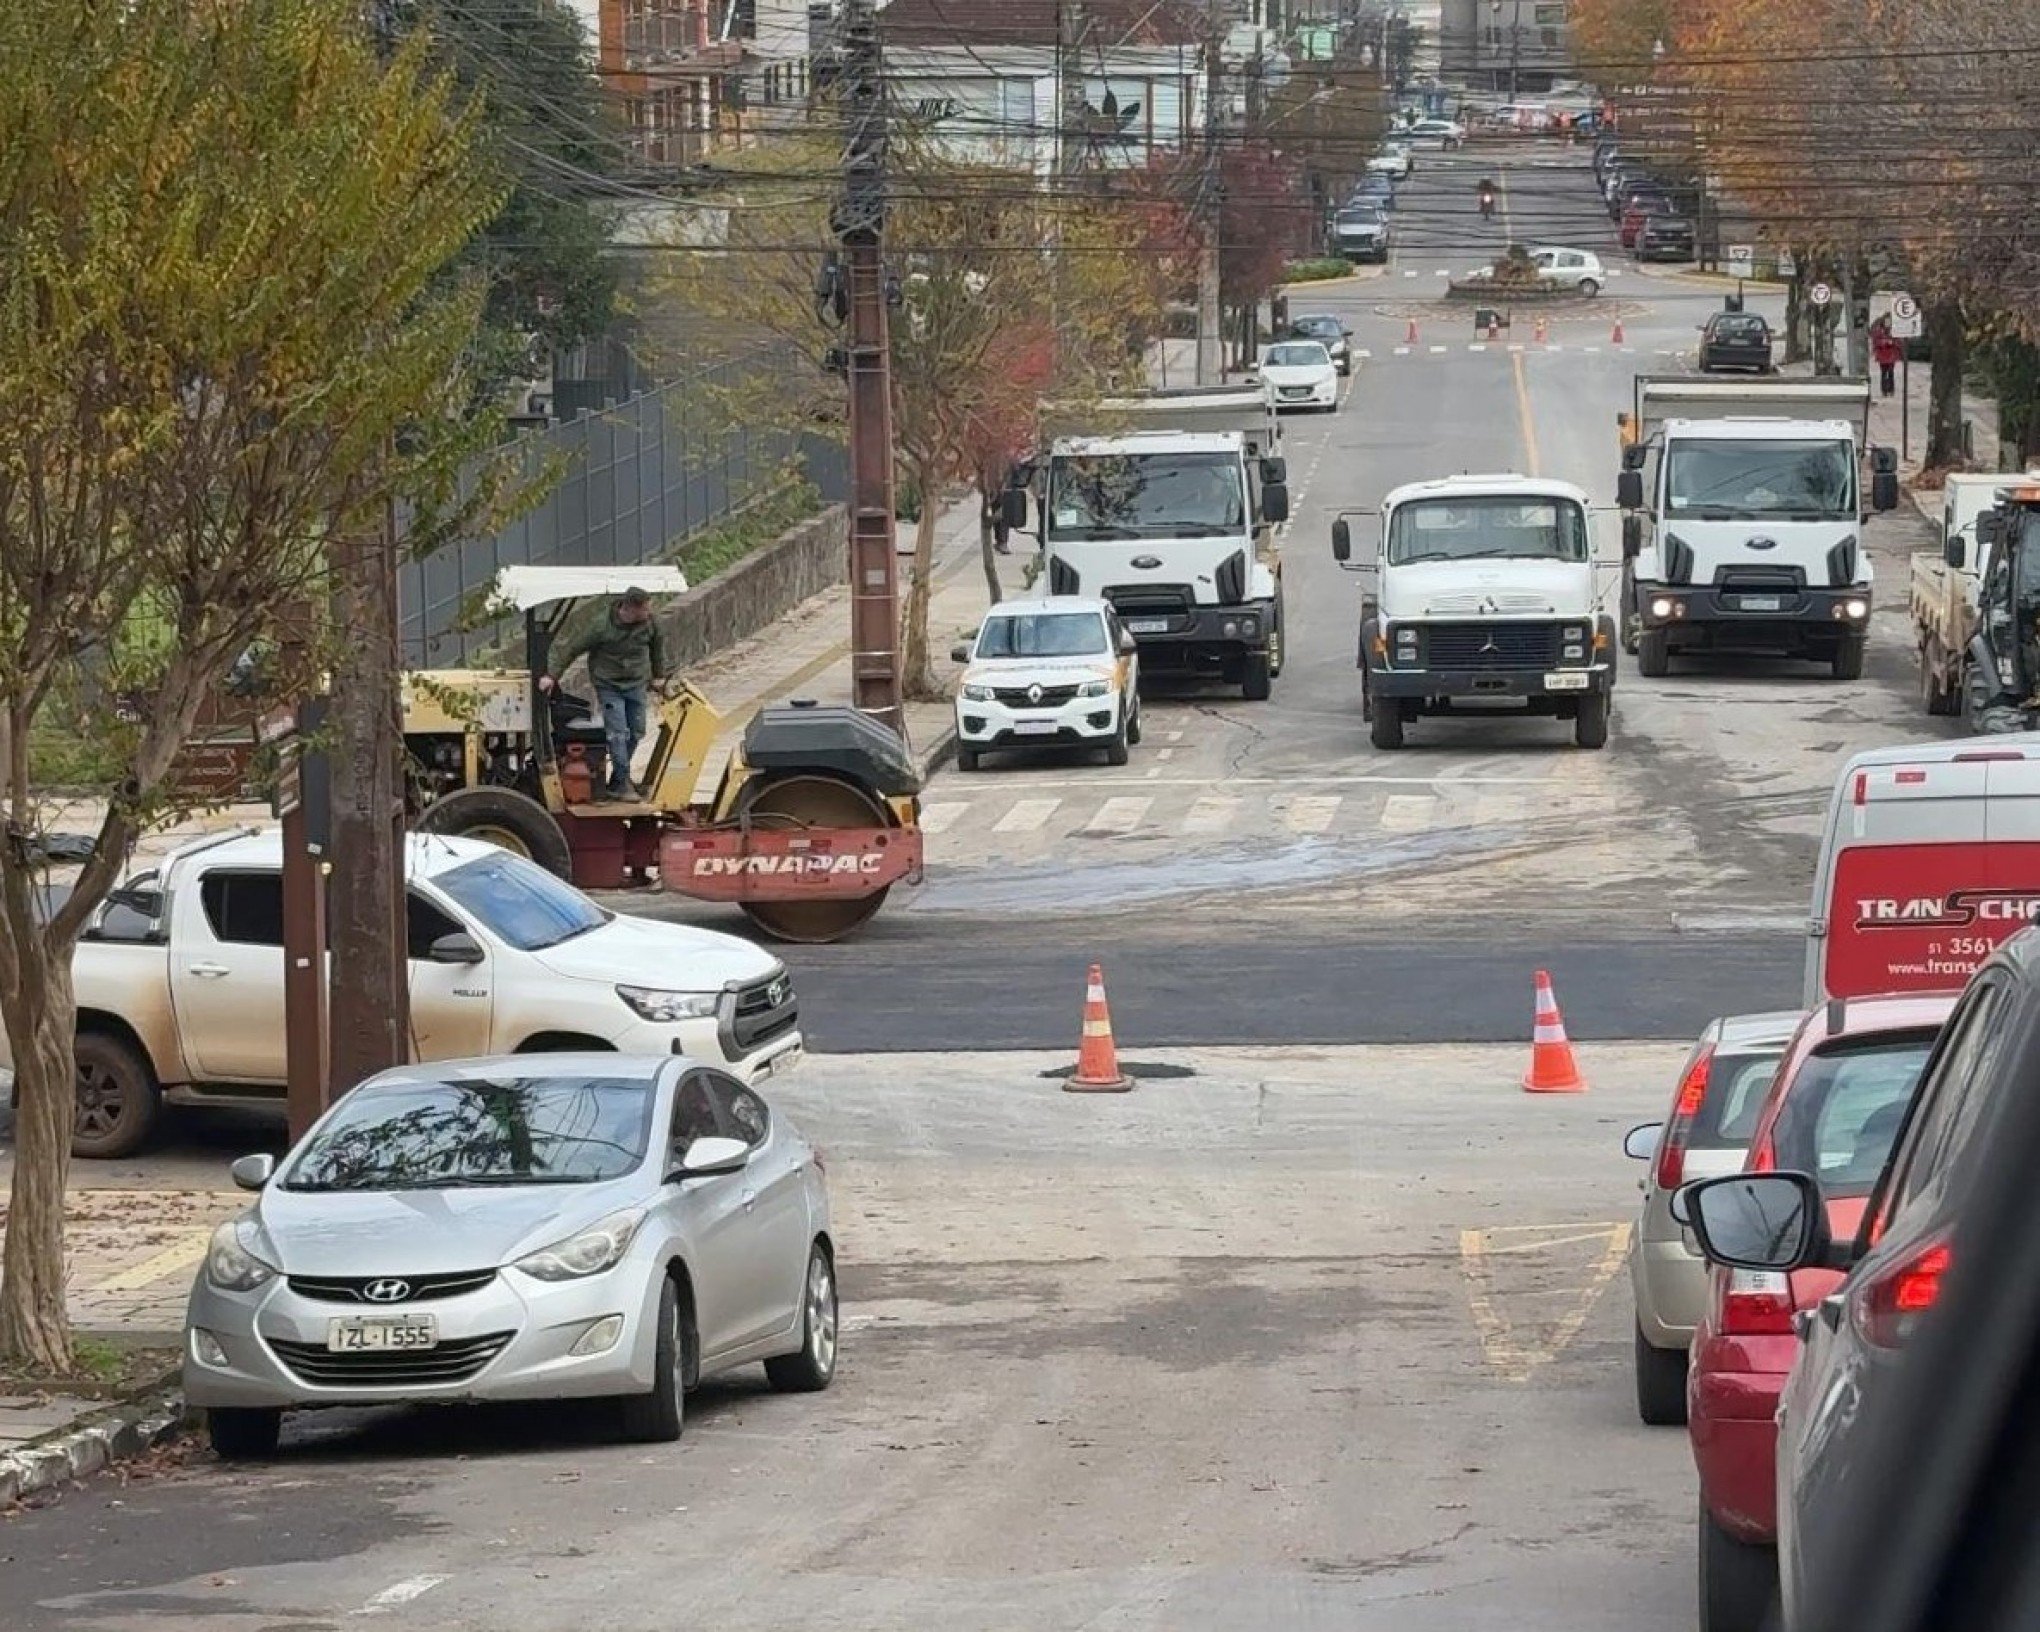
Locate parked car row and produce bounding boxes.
[1623,734,2040,1631]
[1594,135,1698,266]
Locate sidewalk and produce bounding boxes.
[1867,355,2002,475]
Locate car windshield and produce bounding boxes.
[1666,438,1856,519]
[1770,1034,1938,1196]
[1048,452,1245,540]
[1293,317,1341,337]
[433,850,609,952]
[1712,315,1767,338]
[976,611,1108,659]
[1386,496,1592,564]
[283,1076,656,1191]
[1264,343,1329,368]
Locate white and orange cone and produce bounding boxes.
[1066,962,1134,1093]
[1522,970,1587,1094]
[1534,315,1549,345]
[1406,316,1420,346]
[1611,316,1626,346]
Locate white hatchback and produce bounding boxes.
[951,597,1140,771]
[1258,340,1340,412]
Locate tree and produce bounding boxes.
[0,0,502,1372]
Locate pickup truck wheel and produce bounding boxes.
[418,786,572,880]
[1104,723,1131,766]
[1574,690,1611,750]
[1369,699,1406,750]
[1241,652,1273,702]
[72,1032,161,1160]
[1637,628,1672,678]
[1830,635,1866,681]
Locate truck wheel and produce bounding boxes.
[417,786,572,880]
[72,1031,162,1160]
[1574,691,1611,750]
[1830,635,1866,682]
[1242,653,1273,701]
[1369,699,1406,750]
[1637,628,1671,678]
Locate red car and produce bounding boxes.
[1620,193,1672,249]
[1685,991,1953,1632]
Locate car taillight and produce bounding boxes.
[1655,1046,1713,1189]
[1853,1239,1951,1348]
[1718,1268,1797,1336]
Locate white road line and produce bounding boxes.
[1155,747,1175,762]
[1429,345,1448,354]
[1282,795,1341,835]
[1507,343,1525,353]
[1379,793,1439,832]
[1165,730,1185,742]
[1355,348,1374,358]
[1403,269,1419,278]
[1084,796,1152,835]
[357,1577,450,1617]
[1393,346,1412,356]
[993,797,1060,834]
[1468,343,1487,353]
[917,801,969,835]
[1581,345,1602,354]
[1182,794,1238,834]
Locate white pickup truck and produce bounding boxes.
[11,828,803,1158]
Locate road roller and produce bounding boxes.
[403,566,922,943]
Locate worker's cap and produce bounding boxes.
[620,586,652,608]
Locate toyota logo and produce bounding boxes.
[1027,683,1044,704]
[767,977,790,1008]
[363,1278,412,1304]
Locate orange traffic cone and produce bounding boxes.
[1486,315,1501,341]
[1611,316,1626,345]
[1522,970,1587,1094]
[1534,316,1548,345]
[1066,962,1134,1093]
[1406,315,1420,346]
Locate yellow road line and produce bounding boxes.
[88,1225,219,1293]
[1459,1220,1633,1382]
[1511,351,1541,478]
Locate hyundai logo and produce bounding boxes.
[363,1278,412,1304]
[1131,555,1163,569]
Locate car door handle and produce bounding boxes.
[186,962,231,979]
[741,1190,756,1212]
[1818,1293,1846,1333]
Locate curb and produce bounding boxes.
[914,720,958,781]
[0,1372,193,1507]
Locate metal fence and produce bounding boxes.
[399,364,843,666]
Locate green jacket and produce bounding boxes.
[553,606,668,690]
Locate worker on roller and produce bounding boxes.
[540,586,671,801]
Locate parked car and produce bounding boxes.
[185,1053,839,1459]
[1402,117,1465,148]
[1698,311,1774,373]
[1259,340,1340,413]
[1620,193,1674,248]
[1684,993,1953,1632]
[1352,174,1397,212]
[1367,141,1414,179]
[1624,1010,1802,1425]
[1332,205,1391,263]
[951,596,1141,771]
[1287,313,1355,374]
[1638,213,1697,262]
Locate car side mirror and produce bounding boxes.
[1001,486,1028,530]
[429,931,485,966]
[230,1153,277,1192]
[1332,518,1352,562]
[1945,536,1967,570]
[949,643,972,664]
[1623,1122,1661,1161]
[1871,469,1900,513]
[1118,630,1138,656]
[672,1135,749,1181]
[1621,443,1648,472]
[1261,483,1290,525]
[1682,1172,1829,1272]
[1616,469,1645,510]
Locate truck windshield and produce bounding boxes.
[1048,453,1245,541]
[1665,438,1855,519]
[976,611,1109,658]
[434,850,610,951]
[1386,496,1590,564]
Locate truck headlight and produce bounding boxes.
[513,1210,645,1282]
[960,682,995,701]
[1077,679,1111,697]
[1844,598,1869,620]
[1650,596,1676,619]
[1563,644,1586,661]
[617,984,720,1022]
[206,1217,277,1293]
[1561,624,1588,643]
[1240,617,1259,638]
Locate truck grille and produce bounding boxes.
[1424,622,1563,669]
[729,970,798,1054]
[993,685,1079,709]
[269,1331,513,1387]
[287,1270,496,1304]
[1102,584,1194,622]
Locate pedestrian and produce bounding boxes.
[540,586,670,800]
[1872,316,1902,398]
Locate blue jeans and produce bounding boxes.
[596,682,647,793]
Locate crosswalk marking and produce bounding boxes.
[1282,795,1341,835]
[1380,793,1438,831]
[993,797,1061,834]
[1083,796,1152,835]
[918,801,969,834]
[1182,794,1239,834]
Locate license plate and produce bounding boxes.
[1739,595,1783,611]
[1125,619,1169,634]
[328,1316,437,1353]
[1013,720,1060,735]
[763,1042,803,1078]
[1543,672,1591,691]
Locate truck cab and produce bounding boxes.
[1616,378,1899,679]
[1029,393,1290,700]
[1332,474,1616,750]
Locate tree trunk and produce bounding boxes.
[1926,301,1967,470]
[325,522,410,1103]
[899,466,940,701]
[1783,270,1806,365]
[0,947,78,1374]
[978,486,1003,608]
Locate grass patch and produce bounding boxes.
[668,478,824,583]
[1283,257,1354,284]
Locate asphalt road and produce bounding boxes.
[4,1045,1699,1632]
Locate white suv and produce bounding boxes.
[951,597,1140,771]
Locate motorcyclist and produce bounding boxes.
[1478,178,1496,219]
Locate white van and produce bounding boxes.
[1804,736,2040,1004]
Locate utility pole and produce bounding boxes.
[1195,0,1224,386]
[1056,0,1086,184]
[837,0,902,734]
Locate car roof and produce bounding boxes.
[1713,1008,1808,1048]
[161,827,504,882]
[982,595,1112,619]
[1383,473,1593,506]
[1783,992,1960,1067]
[1835,734,2040,773]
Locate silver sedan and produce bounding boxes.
[183,1054,837,1459]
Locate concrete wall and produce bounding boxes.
[656,504,847,669]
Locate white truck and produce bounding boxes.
[1330,474,1617,750]
[1019,385,1290,699]
[1615,377,1900,678]
[1910,472,2040,717]
[10,828,803,1159]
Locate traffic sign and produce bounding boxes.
[1809,281,1833,308]
[1885,290,1923,339]
[1727,244,1754,279]
[1776,249,1797,278]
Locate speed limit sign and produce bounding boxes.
[1809,281,1834,308]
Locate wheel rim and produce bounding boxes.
[75,1058,124,1141]
[460,822,534,859]
[807,1253,838,1376]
